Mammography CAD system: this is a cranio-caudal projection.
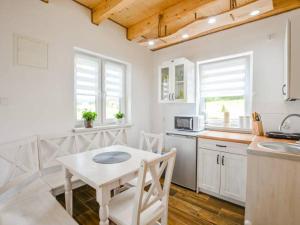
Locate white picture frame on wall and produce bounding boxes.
[14,34,48,69]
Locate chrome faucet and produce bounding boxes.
[279,114,300,132]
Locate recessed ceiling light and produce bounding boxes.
[182,34,189,39]
[250,10,260,16]
[208,17,216,24]
[148,40,155,46]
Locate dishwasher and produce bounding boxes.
[165,132,197,191]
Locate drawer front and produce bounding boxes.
[198,138,248,156]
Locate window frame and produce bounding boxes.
[74,48,130,127]
[197,52,253,130]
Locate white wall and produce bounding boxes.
[0,0,153,146]
[151,9,300,134]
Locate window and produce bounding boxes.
[74,51,128,125]
[102,60,126,122]
[198,53,252,129]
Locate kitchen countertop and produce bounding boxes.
[248,136,299,161]
[166,130,300,160]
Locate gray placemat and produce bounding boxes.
[93,151,131,164]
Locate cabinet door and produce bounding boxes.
[290,15,300,99]
[174,63,186,101]
[159,65,171,102]
[198,148,221,194]
[220,153,247,202]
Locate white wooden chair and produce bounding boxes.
[109,148,176,225]
[126,132,164,188]
[139,131,163,154]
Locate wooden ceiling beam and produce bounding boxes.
[127,0,214,41]
[92,0,135,25]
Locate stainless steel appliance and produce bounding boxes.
[174,115,204,132]
[165,132,197,191]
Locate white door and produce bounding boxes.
[220,153,247,202]
[159,65,172,102]
[198,148,221,194]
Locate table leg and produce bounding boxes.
[64,168,73,215]
[96,187,111,225]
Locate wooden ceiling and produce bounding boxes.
[43,0,300,50]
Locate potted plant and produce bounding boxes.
[115,111,125,124]
[82,110,97,128]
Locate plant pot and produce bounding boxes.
[84,120,93,128]
[117,118,125,125]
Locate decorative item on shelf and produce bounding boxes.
[82,110,97,128]
[252,112,264,136]
[222,105,230,125]
[115,111,125,124]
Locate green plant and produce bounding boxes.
[82,111,97,121]
[115,111,125,120]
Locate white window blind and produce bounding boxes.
[75,53,99,120]
[103,60,125,121]
[200,57,248,98]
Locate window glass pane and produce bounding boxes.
[175,64,184,100]
[161,67,169,100]
[76,95,96,120]
[205,96,245,127]
[104,61,125,121]
[75,53,99,122]
[105,96,120,120]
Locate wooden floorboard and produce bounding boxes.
[56,184,244,225]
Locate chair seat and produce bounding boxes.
[109,187,164,225]
[127,172,152,187]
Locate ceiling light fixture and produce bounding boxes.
[208,17,216,24]
[182,34,189,39]
[250,10,260,16]
[148,40,155,46]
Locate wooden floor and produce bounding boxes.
[56,184,245,225]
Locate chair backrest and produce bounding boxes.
[131,148,176,225]
[139,131,163,154]
[0,136,39,193]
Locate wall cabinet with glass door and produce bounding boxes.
[158,58,195,103]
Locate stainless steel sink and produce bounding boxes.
[258,142,300,154]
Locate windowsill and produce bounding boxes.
[205,125,252,134]
[73,123,133,133]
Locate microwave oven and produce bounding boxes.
[174,115,205,132]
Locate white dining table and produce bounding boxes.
[56,145,160,225]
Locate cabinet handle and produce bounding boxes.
[216,144,227,148]
[221,156,225,166]
[282,84,287,95]
[217,154,220,164]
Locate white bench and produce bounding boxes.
[0,128,128,224]
[0,178,78,225]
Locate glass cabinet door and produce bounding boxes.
[174,64,185,100]
[160,67,170,101]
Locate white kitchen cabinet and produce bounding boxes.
[158,58,195,103]
[198,148,220,195]
[220,152,247,202]
[197,138,247,205]
[283,16,300,101]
